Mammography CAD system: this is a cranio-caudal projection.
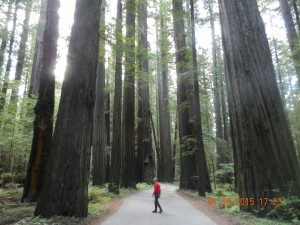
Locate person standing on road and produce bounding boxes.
[152,178,163,213]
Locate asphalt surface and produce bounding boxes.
[100,183,217,225]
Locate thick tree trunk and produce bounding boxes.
[122,0,136,188]
[278,0,300,88]
[21,0,58,203]
[219,0,300,213]
[108,0,123,194]
[172,0,211,192]
[92,0,106,186]
[157,0,173,182]
[136,0,155,183]
[0,0,20,111]
[28,0,47,97]
[35,0,101,217]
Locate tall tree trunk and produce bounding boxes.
[105,78,110,182]
[92,0,106,186]
[136,0,155,183]
[35,0,101,217]
[108,0,123,194]
[21,0,58,203]
[172,0,211,193]
[190,0,211,195]
[122,0,136,188]
[0,0,20,111]
[0,1,13,74]
[28,0,47,97]
[157,0,173,182]
[218,0,300,213]
[278,0,300,88]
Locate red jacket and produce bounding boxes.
[153,182,161,195]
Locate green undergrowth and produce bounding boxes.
[182,184,300,225]
[0,183,151,225]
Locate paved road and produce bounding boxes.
[100,183,217,225]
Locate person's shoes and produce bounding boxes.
[152,210,157,213]
[159,210,163,213]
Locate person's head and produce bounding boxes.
[153,178,158,183]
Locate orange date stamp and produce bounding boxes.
[208,197,283,207]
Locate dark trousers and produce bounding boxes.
[154,193,162,211]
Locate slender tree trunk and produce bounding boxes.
[21,0,58,203]
[108,0,123,194]
[219,0,300,213]
[92,0,106,186]
[190,0,211,195]
[0,0,20,111]
[278,0,300,88]
[122,0,136,188]
[35,0,101,217]
[136,0,155,183]
[28,0,47,97]
[105,78,110,182]
[0,1,13,74]
[10,0,32,104]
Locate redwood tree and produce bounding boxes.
[109,0,123,194]
[218,0,300,213]
[122,0,136,188]
[35,0,101,217]
[136,0,155,183]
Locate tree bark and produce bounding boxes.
[35,0,101,217]
[218,0,300,213]
[108,0,123,194]
[122,0,136,188]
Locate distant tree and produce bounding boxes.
[278,0,300,88]
[34,0,101,217]
[0,0,20,111]
[10,0,33,104]
[0,1,13,73]
[21,0,58,203]
[218,0,300,213]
